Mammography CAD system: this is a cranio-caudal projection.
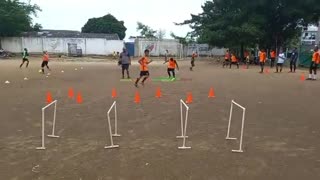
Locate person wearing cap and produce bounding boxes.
[119,48,131,79]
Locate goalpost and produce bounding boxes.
[36,100,59,150]
[226,100,246,153]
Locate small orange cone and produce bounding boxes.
[155,87,162,98]
[208,87,215,98]
[265,68,270,74]
[134,91,141,104]
[300,73,305,81]
[47,92,53,104]
[77,92,83,104]
[112,88,117,98]
[186,92,193,104]
[68,88,74,99]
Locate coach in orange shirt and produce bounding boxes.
[307,46,319,80]
[259,49,267,73]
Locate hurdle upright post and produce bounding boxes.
[36,108,46,150]
[232,108,246,153]
[48,101,59,138]
[226,100,237,140]
[178,99,191,150]
[105,101,119,149]
[112,101,121,137]
[177,99,188,138]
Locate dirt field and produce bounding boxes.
[0,57,320,180]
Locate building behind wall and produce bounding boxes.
[0,30,124,56]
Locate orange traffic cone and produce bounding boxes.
[208,87,215,98]
[155,87,162,98]
[112,88,117,98]
[186,92,193,104]
[300,73,305,81]
[47,92,53,104]
[68,88,74,99]
[134,91,141,104]
[77,92,83,104]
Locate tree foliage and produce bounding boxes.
[170,32,195,45]
[82,14,127,40]
[156,29,166,40]
[136,22,157,38]
[0,0,41,36]
[178,0,320,49]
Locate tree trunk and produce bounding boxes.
[240,43,244,62]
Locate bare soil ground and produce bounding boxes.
[0,57,319,180]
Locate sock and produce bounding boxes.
[313,74,317,80]
[309,74,312,79]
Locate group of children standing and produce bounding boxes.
[19,48,51,74]
[223,46,319,80]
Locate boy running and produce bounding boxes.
[190,51,197,71]
[20,48,29,68]
[164,57,179,78]
[307,46,319,80]
[135,49,153,87]
[289,47,298,73]
[41,51,50,74]
[230,53,239,69]
[275,49,285,73]
[259,49,267,73]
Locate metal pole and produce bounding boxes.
[48,101,59,138]
[179,108,191,149]
[114,102,117,135]
[226,101,236,140]
[177,100,187,138]
[232,109,245,153]
[105,105,119,149]
[36,109,45,150]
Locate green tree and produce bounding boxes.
[32,23,42,31]
[82,14,127,40]
[156,29,166,40]
[136,22,157,38]
[170,32,195,45]
[0,0,41,37]
[178,0,320,57]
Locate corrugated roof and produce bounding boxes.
[21,30,120,40]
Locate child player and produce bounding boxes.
[259,49,267,73]
[275,49,285,73]
[41,51,50,74]
[230,53,239,69]
[307,46,319,80]
[20,48,29,68]
[135,49,153,87]
[164,57,179,79]
[190,51,197,71]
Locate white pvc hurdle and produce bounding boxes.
[177,99,191,149]
[36,100,59,150]
[226,100,246,153]
[105,101,120,149]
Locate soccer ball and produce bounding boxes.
[38,69,42,73]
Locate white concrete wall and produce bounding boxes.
[135,39,181,57]
[1,37,124,55]
[1,37,22,52]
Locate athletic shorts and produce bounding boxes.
[191,60,195,67]
[276,63,283,66]
[167,68,175,72]
[271,58,275,61]
[140,71,150,76]
[22,58,28,61]
[41,61,48,67]
[230,62,238,64]
[122,64,129,70]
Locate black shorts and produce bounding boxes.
[140,71,150,76]
[230,62,238,64]
[41,61,48,67]
[276,63,283,66]
[22,58,28,61]
[167,68,175,72]
[122,64,129,70]
[191,60,195,67]
[271,58,275,61]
